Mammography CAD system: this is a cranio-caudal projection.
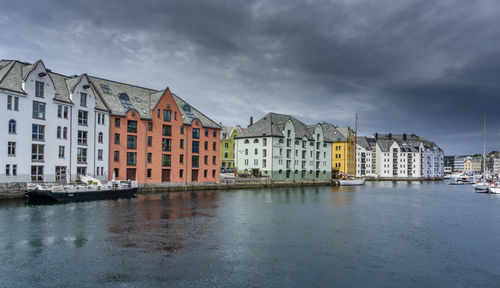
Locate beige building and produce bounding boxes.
[464,157,482,174]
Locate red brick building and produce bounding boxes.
[89,77,221,183]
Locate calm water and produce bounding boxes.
[1,181,500,287]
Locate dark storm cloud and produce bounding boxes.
[1,0,500,154]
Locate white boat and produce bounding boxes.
[489,186,500,194]
[474,113,489,193]
[338,178,365,186]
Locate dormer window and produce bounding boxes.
[80,93,87,107]
[35,81,44,98]
[119,93,134,111]
[100,84,112,94]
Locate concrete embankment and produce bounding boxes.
[365,177,444,181]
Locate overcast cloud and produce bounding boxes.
[1,0,500,154]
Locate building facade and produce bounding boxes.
[220,125,243,170]
[444,156,455,174]
[235,113,332,181]
[355,136,377,177]
[0,60,109,183]
[323,124,356,178]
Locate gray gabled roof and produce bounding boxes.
[236,112,315,140]
[172,93,221,129]
[356,136,371,150]
[0,60,25,94]
[377,139,395,152]
[321,123,347,142]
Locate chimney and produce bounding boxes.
[403,133,407,141]
[388,133,392,139]
[249,116,253,127]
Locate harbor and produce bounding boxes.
[1,181,500,287]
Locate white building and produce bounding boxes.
[235,113,332,181]
[355,136,377,177]
[0,59,109,183]
[370,133,443,179]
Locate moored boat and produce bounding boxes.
[25,176,138,203]
[338,178,365,186]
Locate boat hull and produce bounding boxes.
[338,179,365,186]
[473,183,490,193]
[25,188,138,203]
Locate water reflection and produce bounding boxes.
[330,186,356,206]
[106,191,220,254]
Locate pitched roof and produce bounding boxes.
[236,112,315,140]
[172,93,221,129]
[377,139,395,152]
[356,136,371,150]
[220,125,243,140]
[321,123,347,142]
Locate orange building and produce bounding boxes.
[89,77,221,183]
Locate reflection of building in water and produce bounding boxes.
[330,186,356,206]
[106,191,220,253]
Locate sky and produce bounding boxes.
[1,0,500,155]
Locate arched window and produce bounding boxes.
[98,132,103,143]
[118,93,134,110]
[254,139,259,143]
[57,126,61,138]
[8,119,16,133]
[244,139,249,144]
[279,139,284,144]
[63,127,68,139]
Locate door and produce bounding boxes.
[192,169,198,182]
[126,168,136,181]
[162,169,171,182]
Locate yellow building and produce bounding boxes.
[321,124,356,178]
[220,125,243,170]
[464,157,482,174]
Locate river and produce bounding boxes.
[1,181,500,287]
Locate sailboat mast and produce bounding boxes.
[483,112,486,180]
[355,114,358,177]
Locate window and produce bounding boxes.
[127,121,137,133]
[163,110,171,122]
[31,166,43,182]
[204,155,208,164]
[127,152,137,166]
[193,128,200,139]
[224,143,229,149]
[162,154,171,167]
[192,156,199,168]
[263,138,267,146]
[7,95,12,110]
[32,124,45,141]
[279,139,283,144]
[33,101,46,119]
[98,132,103,143]
[204,141,208,150]
[115,118,120,127]
[114,168,119,178]
[127,135,137,149]
[147,169,152,178]
[97,113,101,124]
[35,81,44,97]
[162,138,172,151]
[148,122,153,131]
[205,129,209,137]
[263,149,267,157]
[98,149,103,161]
[180,154,184,164]
[213,130,217,137]
[192,141,199,153]
[77,147,87,163]
[255,148,258,155]
[8,119,16,134]
[204,170,208,178]
[162,125,172,136]
[80,93,87,107]
[119,93,134,110]
[12,164,17,176]
[77,167,87,176]
[148,136,153,147]
[63,127,68,139]
[31,144,44,161]
[287,130,291,137]
[212,170,216,177]
[77,130,88,145]
[213,156,216,165]
[58,146,64,158]
[78,110,88,125]
[245,149,248,155]
[263,159,267,167]
[55,166,66,182]
[114,151,119,162]
[8,142,15,156]
[147,153,152,163]
[180,169,184,178]
[174,111,177,120]
[114,133,120,144]
[63,107,68,119]
[101,114,105,125]
[180,126,184,134]
[180,139,184,149]
[100,84,112,94]
[244,139,250,144]
[57,126,61,138]
[213,142,217,151]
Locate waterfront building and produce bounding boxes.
[453,155,467,173]
[0,60,109,183]
[355,136,377,177]
[89,78,221,183]
[372,133,443,179]
[463,157,482,175]
[220,125,243,169]
[326,125,356,178]
[444,156,455,174]
[234,113,332,181]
